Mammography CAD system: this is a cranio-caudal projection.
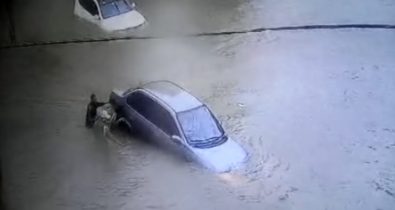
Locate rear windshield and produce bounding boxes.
[98,0,134,19]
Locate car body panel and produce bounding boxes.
[142,81,203,112]
[74,0,145,31]
[101,10,145,31]
[110,81,248,172]
[190,138,247,172]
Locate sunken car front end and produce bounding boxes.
[191,138,248,172]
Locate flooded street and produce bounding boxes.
[1,0,395,210]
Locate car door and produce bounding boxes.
[146,102,183,150]
[125,90,157,139]
[125,91,185,152]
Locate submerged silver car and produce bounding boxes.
[110,81,247,172]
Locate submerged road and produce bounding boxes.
[1,24,395,48]
[1,0,395,210]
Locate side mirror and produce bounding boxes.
[171,135,182,144]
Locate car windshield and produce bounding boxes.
[98,0,134,19]
[177,106,226,148]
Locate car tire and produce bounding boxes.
[117,118,142,137]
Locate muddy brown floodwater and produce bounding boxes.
[1,25,395,210]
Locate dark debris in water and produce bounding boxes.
[278,193,289,201]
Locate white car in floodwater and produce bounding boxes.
[110,81,248,172]
[74,0,145,31]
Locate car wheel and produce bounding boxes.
[117,118,143,137]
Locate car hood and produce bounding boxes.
[101,10,145,31]
[191,138,247,172]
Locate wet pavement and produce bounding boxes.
[1,1,395,210]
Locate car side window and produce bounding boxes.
[127,91,180,136]
[79,0,99,16]
[126,91,149,116]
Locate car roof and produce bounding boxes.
[140,81,203,112]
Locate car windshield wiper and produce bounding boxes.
[190,135,223,143]
[189,136,227,148]
[189,138,205,143]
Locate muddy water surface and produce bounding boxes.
[1,30,395,210]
